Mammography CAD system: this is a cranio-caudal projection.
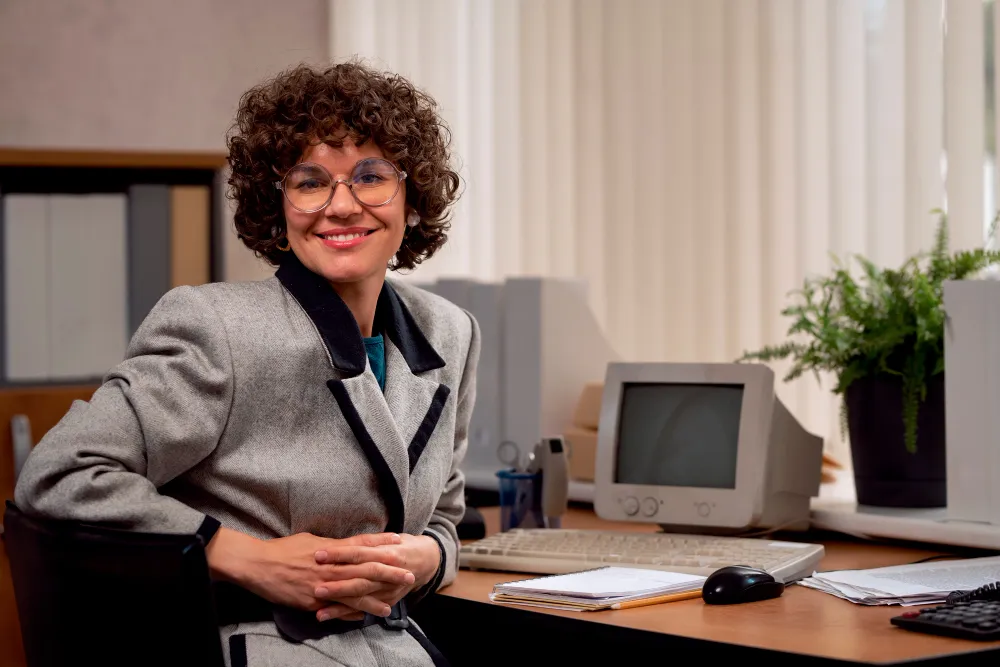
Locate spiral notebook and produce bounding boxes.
[489,566,707,611]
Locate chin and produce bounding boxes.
[312,258,385,286]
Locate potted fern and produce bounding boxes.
[739,213,1000,508]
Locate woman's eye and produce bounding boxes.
[295,178,324,190]
[355,172,385,185]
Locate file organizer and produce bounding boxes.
[420,276,619,492]
[0,148,225,386]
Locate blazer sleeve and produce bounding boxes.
[13,285,234,541]
[414,309,480,598]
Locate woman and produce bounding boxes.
[14,60,478,667]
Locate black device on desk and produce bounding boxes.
[891,582,1000,640]
[702,565,785,605]
[458,505,486,540]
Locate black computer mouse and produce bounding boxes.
[702,565,785,605]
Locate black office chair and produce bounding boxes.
[2,501,225,667]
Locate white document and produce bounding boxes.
[495,566,706,599]
[799,555,1000,606]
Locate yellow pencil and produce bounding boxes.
[610,589,703,610]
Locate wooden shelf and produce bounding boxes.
[0,148,227,169]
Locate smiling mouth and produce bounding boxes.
[316,230,377,241]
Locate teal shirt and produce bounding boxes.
[363,334,386,391]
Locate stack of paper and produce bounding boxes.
[490,566,706,611]
[798,555,1000,606]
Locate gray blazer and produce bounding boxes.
[14,253,480,667]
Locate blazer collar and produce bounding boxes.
[276,253,446,376]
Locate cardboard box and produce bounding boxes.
[563,425,598,481]
[571,382,604,431]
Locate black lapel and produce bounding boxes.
[327,379,406,533]
[276,252,446,375]
[375,284,446,373]
[408,384,451,473]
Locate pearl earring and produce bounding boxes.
[406,212,420,228]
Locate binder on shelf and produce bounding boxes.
[127,185,171,338]
[0,151,224,387]
[3,194,50,381]
[170,185,211,288]
[48,194,128,380]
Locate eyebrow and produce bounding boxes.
[353,158,388,168]
[293,163,329,173]
[295,158,390,174]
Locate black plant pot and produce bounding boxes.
[844,374,946,508]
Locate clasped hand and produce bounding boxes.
[235,530,440,623]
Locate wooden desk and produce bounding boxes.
[419,507,1000,666]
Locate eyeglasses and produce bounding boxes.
[274,158,407,212]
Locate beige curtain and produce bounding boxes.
[329,0,991,473]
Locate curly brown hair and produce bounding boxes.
[225,60,461,270]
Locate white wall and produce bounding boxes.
[0,0,330,280]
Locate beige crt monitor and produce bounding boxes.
[593,362,824,533]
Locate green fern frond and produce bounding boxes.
[738,210,1000,454]
[928,209,950,284]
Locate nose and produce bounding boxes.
[325,181,361,219]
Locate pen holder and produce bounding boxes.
[496,469,545,532]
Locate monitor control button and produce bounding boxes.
[641,497,658,517]
[695,502,711,518]
[623,496,639,516]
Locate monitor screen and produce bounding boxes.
[614,382,743,489]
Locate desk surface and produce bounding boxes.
[436,507,1000,665]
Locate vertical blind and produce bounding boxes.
[329,0,988,464]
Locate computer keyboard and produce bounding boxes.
[459,529,825,583]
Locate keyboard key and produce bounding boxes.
[893,603,1000,640]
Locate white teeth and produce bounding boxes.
[320,232,367,241]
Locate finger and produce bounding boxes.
[319,562,415,586]
[370,585,409,608]
[344,533,402,547]
[315,578,387,600]
[315,545,405,568]
[336,595,392,618]
[314,534,401,564]
[315,603,358,622]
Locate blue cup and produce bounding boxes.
[496,468,545,531]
